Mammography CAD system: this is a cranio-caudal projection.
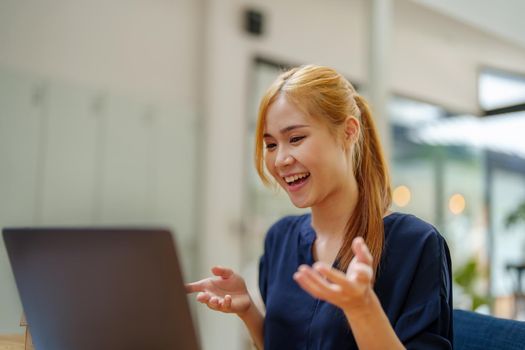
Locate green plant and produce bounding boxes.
[505,199,525,229]
[453,257,490,311]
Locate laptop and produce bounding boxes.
[2,227,200,350]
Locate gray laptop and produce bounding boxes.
[2,227,200,350]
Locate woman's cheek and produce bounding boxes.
[264,155,273,173]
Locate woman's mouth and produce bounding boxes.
[283,172,310,192]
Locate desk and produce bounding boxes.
[0,334,24,350]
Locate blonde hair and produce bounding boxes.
[254,65,392,274]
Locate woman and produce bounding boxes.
[186,65,453,349]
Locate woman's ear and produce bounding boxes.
[343,116,360,147]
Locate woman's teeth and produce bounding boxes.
[284,172,310,184]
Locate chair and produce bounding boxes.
[453,309,525,350]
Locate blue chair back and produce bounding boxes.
[454,309,525,350]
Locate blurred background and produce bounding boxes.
[1,0,525,349]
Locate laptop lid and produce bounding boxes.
[2,227,200,350]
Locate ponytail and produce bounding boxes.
[335,95,391,276]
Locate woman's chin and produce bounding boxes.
[289,196,311,209]
[294,203,310,209]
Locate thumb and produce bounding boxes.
[351,237,373,266]
[211,266,234,279]
[185,279,206,294]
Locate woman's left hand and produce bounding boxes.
[293,236,374,313]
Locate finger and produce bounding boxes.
[185,280,207,293]
[196,292,211,303]
[352,237,373,266]
[348,263,374,284]
[294,271,325,298]
[206,303,220,311]
[294,266,337,298]
[313,262,350,287]
[222,294,232,310]
[302,266,343,295]
[207,296,221,310]
[211,266,234,279]
[218,294,232,312]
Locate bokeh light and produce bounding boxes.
[449,193,466,215]
[393,185,411,207]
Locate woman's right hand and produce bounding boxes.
[185,266,252,316]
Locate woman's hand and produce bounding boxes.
[293,237,374,313]
[185,266,252,316]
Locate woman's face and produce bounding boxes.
[263,95,353,209]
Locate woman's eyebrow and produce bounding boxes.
[263,124,310,138]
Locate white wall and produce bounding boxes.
[393,0,525,114]
[0,0,201,106]
[0,0,203,337]
[1,0,525,349]
[414,0,525,48]
[210,0,525,115]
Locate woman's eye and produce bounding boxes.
[265,143,277,150]
[290,136,305,143]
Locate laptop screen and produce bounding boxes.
[3,227,200,350]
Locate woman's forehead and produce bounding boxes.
[264,96,316,132]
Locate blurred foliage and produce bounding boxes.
[454,257,490,310]
[505,199,525,229]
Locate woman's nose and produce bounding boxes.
[275,152,295,168]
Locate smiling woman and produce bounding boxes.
[255,65,389,273]
[262,96,348,209]
[186,65,453,350]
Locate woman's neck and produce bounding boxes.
[310,174,359,240]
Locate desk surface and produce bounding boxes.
[0,334,24,350]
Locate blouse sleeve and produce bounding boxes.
[258,247,268,304]
[258,216,296,305]
[394,231,454,349]
[258,218,282,305]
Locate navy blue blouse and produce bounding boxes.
[259,212,453,349]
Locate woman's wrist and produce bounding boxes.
[237,297,257,322]
[342,290,405,349]
[237,297,265,350]
[342,289,376,321]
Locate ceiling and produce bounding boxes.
[413,0,525,48]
